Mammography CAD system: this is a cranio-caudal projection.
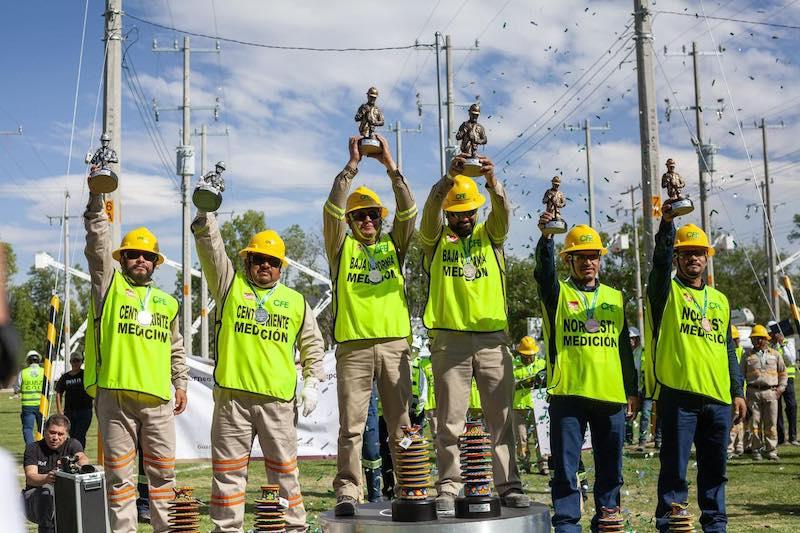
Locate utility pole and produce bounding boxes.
[434,32,445,177]
[632,0,661,267]
[153,36,220,357]
[104,0,123,244]
[46,192,74,373]
[624,185,645,339]
[564,118,610,227]
[386,120,421,173]
[0,125,22,136]
[664,41,724,286]
[743,118,786,319]
[192,124,229,359]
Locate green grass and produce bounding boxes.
[3,393,798,532]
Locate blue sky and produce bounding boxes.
[1,0,799,292]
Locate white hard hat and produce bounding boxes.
[629,327,640,338]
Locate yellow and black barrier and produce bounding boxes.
[783,276,800,339]
[35,295,60,441]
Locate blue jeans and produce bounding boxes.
[361,383,382,502]
[21,406,42,445]
[549,396,625,533]
[656,388,731,533]
[638,398,653,444]
[64,408,93,449]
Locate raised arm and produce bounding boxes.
[323,137,360,264]
[483,157,510,245]
[191,211,235,301]
[84,192,115,312]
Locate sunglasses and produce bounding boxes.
[122,250,159,263]
[571,253,601,262]
[249,254,282,269]
[677,250,706,259]
[351,209,382,222]
[446,209,477,219]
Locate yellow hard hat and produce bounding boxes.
[346,186,389,219]
[238,230,288,267]
[517,336,539,356]
[559,225,608,256]
[674,223,715,256]
[112,227,164,265]
[443,175,486,212]
[731,325,740,340]
[749,324,769,339]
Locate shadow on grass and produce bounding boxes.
[732,502,800,516]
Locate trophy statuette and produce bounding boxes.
[85,132,119,194]
[192,160,226,212]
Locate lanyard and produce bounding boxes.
[460,235,473,264]
[568,278,600,320]
[675,278,708,318]
[124,277,152,312]
[247,280,279,310]
[360,242,378,270]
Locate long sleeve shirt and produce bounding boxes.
[647,218,744,400]
[83,194,188,391]
[741,347,787,393]
[191,212,324,382]
[533,235,638,397]
[418,175,510,266]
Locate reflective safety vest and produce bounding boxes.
[735,346,744,364]
[334,234,411,342]
[469,379,481,409]
[20,365,43,407]
[411,356,422,399]
[215,274,305,400]
[775,343,797,379]
[513,357,545,410]
[423,223,507,332]
[419,357,435,410]
[85,271,178,401]
[542,281,626,403]
[644,279,731,404]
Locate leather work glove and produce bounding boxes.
[300,377,320,417]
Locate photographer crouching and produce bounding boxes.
[22,414,89,533]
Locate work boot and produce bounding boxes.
[500,489,531,508]
[435,492,456,513]
[636,443,646,452]
[789,440,800,446]
[137,506,151,524]
[767,452,779,461]
[334,495,357,517]
[752,451,763,461]
[537,459,549,476]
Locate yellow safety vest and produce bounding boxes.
[775,343,797,379]
[419,357,435,409]
[735,346,744,364]
[645,279,731,404]
[84,271,178,401]
[20,366,44,407]
[334,234,411,342]
[542,280,626,403]
[513,357,544,409]
[469,378,481,409]
[215,274,305,400]
[423,222,507,332]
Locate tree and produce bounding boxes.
[788,213,800,243]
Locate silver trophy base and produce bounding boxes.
[192,186,223,212]
[461,157,484,177]
[665,197,694,217]
[542,218,568,235]
[88,169,118,194]
[359,137,382,155]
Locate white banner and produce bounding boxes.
[175,351,340,460]
[532,388,592,456]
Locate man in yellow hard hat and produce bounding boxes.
[767,321,798,446]
[191,214,325,532]
[83,192,188,533]
[535,214,638,531]
[17,350,44,445]
[741,325,786,461]
[323,134,416,515]
[643,211,746,532]
[512,336,547,475]
[419,155,529,511]
[727,325,747,458]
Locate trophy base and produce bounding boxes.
[192,186,222,212]
[665,198,694,217]
[391,498,438,522]
[461,157,484,177]
[542,219,568,235]
[455,495,501,519]
[88,169,118,194]
[359,137,382,155]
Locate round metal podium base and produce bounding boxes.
[319,501,550,532]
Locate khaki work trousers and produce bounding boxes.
[210,388,306,532]
[333,338,412,500]
[747,388,779,454]
[95,388,176,533]
[431,330,520,497]
[426,409,438,442]
[728,420,744,454]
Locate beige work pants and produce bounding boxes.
[95,388,176,533]
[426,408,438,442]
[747,388,779,454]
[210,388,306,532]
[431,330,520,497]
[514,409,530,462]
[333,338,412,500]
[728,420,744,454]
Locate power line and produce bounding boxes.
[656,9,800,31]
[125,13,432,52]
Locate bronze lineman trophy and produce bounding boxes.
[661,158,694,216]
[355,87,384,155]
[192,160,226,212]
[456,103,487,176]
[542,176,568,234]
[85,132,119,194]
